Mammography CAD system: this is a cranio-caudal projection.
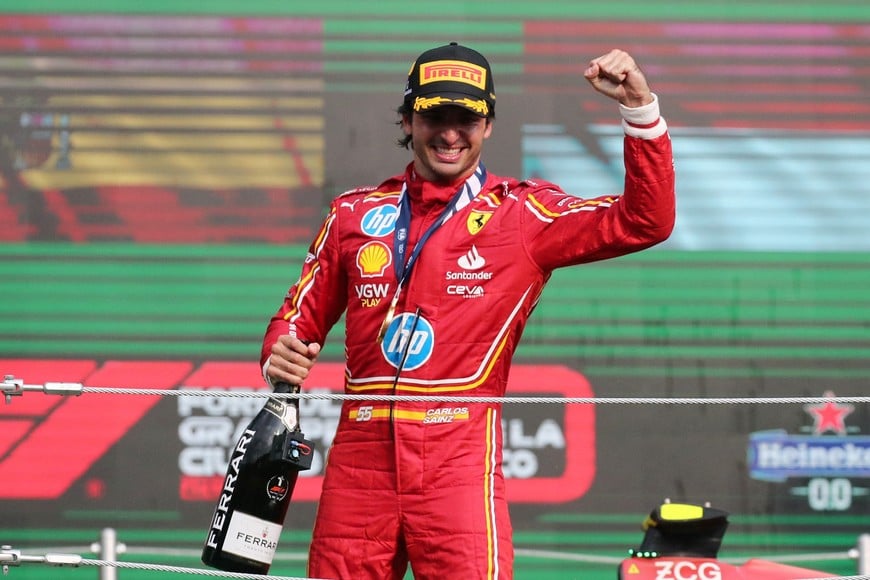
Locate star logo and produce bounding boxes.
[804,390,854,435]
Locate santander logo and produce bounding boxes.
[458,245,485,270]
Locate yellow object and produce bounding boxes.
[660,503,704,521]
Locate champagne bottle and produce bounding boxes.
[201,381,315,574]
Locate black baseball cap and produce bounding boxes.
[403,42,496,117]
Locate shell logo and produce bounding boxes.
[356,241,392,278]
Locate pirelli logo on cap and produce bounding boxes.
[419,60,487,90]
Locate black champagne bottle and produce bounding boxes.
[201,381,314,573]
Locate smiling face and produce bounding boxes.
[402,106,493,184]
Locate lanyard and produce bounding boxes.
[394,163,487,283]
[375,164,487,343]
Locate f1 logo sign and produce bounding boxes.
[2,360,596,506]
[0,359,192,499]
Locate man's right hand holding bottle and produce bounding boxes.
[266,336,320,388]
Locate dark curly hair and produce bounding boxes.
[396,102,413,149]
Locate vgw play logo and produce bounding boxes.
[747,391,869,511]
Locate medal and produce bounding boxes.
[377,293,399,344]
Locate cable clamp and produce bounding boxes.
[2,375,83,405]
[1,376,23,404]
[0,545,21,575]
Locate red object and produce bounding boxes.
[261,126,673,578]
[619,556,835,579]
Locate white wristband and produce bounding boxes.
[619,93,668,139]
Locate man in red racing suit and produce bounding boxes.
[261,43,675,579]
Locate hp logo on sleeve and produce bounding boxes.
[361,205,399,237]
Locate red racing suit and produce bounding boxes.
[261,99,675,580]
